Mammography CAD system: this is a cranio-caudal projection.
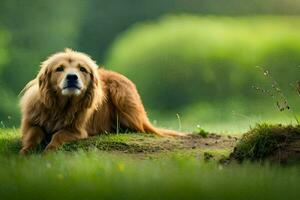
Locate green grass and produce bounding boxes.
[0,128,299,200]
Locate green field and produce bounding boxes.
[0,128,299,200]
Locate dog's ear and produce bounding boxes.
[91,72,99,88]
[81,72,101,109]
[38,66,55,108]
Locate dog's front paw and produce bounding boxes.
[20,148,29,155]
[44,144,58,153]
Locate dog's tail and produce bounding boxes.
[143,121,186,137]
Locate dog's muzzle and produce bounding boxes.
[60,73,83,96]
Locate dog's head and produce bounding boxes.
[38,48,101,108]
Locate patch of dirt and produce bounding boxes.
[62,133,238,154]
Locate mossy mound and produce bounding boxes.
[228,124,300,164]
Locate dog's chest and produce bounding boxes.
[41,118,65,135]
[37,109,75,134]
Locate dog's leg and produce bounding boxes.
[108,79,164,136]
[20,126,45,155]
[44,130,87,152]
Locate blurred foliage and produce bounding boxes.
[0,0,87,93]
[0,28,16,127]
[106,16,300,110]
[79,0,300,61]
[0,0,300,125]
[0,28,10,74]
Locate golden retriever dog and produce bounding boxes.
[20,49,184,154]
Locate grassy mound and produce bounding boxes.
[61,133,236,158]
[0,129,237,160]
[228,124,300,164]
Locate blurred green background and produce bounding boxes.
[0,0,300,132]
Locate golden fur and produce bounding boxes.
[20,49,184,154]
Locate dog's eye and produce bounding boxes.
[56,66,64,72]
[80,66,88,73]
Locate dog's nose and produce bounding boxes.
[66,74,78,82]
